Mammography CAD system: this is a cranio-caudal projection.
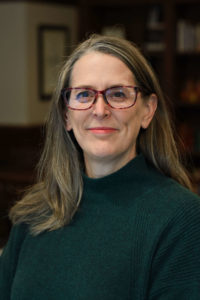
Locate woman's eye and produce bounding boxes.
[76,91,89,99]
[75,90,92,103]
[109,90,126,100]
[113,92,125,98]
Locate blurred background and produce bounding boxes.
[0,0,200,247]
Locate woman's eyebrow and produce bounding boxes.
[71,83,134,90]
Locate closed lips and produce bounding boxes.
[87,127,118,133]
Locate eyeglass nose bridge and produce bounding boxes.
[93,90,110,106]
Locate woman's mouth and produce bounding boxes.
[87,127,118,134]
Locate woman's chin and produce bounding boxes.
[84,148,118,162]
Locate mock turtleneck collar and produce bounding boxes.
[82,154,161,194]
[80,154,167,208]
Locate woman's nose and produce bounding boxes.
[92,94,110,118]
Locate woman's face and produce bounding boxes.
[66,52,157,175]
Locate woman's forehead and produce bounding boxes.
[70,51,136,88]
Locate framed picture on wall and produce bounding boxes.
[38,25,70,100]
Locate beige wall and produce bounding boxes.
[0,2,78,125]
[0,3,28,125]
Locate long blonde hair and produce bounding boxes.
[10,34,192,235]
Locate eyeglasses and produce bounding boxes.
[61,86,140,110]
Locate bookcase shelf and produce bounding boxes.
[77,0,200,193]
[174,2,200,189]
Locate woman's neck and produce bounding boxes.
[84,151,137,178]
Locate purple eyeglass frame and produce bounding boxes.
[61,85,141,111]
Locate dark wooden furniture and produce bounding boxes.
[0,126,43,247]
[78,0,200,192]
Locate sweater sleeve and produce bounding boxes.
[0,224,27,299]
[149,195,200,300]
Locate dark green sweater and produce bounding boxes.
[1,155,200,299]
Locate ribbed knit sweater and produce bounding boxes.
[1,155,200,299]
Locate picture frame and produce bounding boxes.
[38,25,70,100]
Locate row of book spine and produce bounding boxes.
[177,20,200,53]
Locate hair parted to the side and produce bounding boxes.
[9,34,192,235]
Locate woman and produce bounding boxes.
[1,34,200,299]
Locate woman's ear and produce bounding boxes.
[141,94,158,129]
[64,111,72,131]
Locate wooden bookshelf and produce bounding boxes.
[77,0,200,193]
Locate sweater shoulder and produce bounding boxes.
[143,159,200,206]
[128,160,200,226]
[0,223,29,296]
[1,223,28,264]
[151,174,200,209]
[138,173,200,228]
